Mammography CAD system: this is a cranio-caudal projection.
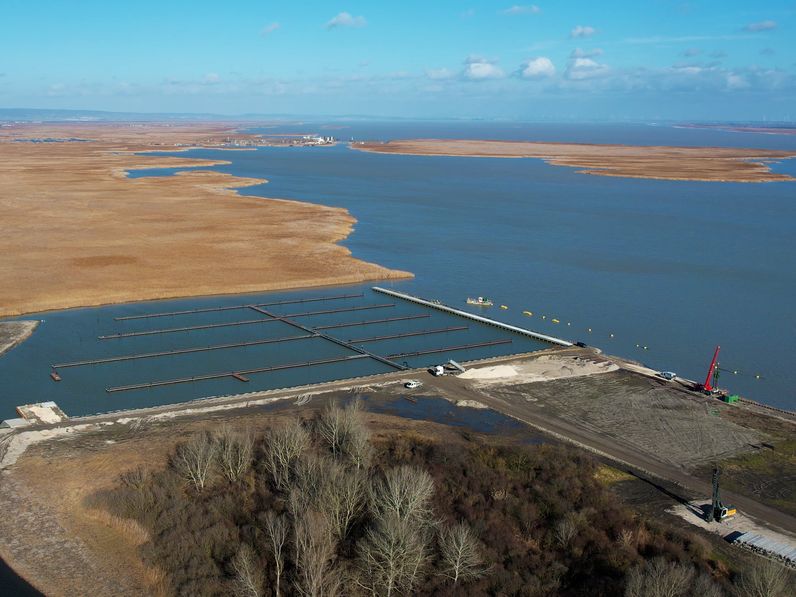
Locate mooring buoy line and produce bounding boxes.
[105,354,371,393]
[388,339,512,359]
[314,314,430,330]
[98,303,395,339]
[347,326,468,344]
[113,292,365,321]
[52,333,316,369]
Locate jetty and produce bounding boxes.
[372,287,573,347]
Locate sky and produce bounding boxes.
[1,0,794,121]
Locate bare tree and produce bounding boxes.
[216,425,254,483]
[317,401,372,468]
[624,558,695,597]
[293,510,339,597]
[356,514,429,596]
[263,420,310,490]
[346,425,373,471]
[231,543,263,597]
[371,466,435,525]
[438,523,488,585]
[317,402,347,458]
[554,517,578,548]
[172,431,216,491]
[323,464,368,541]
[261,512,289,597]
[735,558,791,597]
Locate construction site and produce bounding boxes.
[1,287,794,591]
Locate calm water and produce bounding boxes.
[129,122,796,410]
[0,287,548,418]
[2,122,795,413]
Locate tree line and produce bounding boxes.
[90,402,792,596]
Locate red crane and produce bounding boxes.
[703,345,720,392]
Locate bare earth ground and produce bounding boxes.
[0,321,38,356]
[353,139,796,182]
[0,123,409,317]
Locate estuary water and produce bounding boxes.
[132,121,796,410]
[1,122,794,415]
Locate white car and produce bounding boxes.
[659,371,677,381]
[404,380,422,389]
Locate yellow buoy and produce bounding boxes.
[552,318,560,324]
[500,305,508,310]
[522,310,533,316]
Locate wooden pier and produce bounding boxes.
[99,303,396,339]
[113,292,365,321]
[315,314,430,330]
[347,326,468,344]
[52,333,316,369]
[388,339,512,359]
[106,354,372,393]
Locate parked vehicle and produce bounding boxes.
[405,380,422,389]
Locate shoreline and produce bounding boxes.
[0,321,39,357]
[352,139,796,183]
[0,123,411,318]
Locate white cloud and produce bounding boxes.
[744,20,776,32]
[570,47,603,59]
[463,56,505,80]
[726,73,750,89]
[565,57,610,80]
[426,68,455,80]
[325,12,366,29]
[501,5,541,15]
[570,25,597,39]
[682,47,701,57]
[203,73,220,84]
[520,57,555,79]
[261,22,280,36]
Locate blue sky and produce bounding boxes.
[1,0,794,120]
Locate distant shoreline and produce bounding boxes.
[352,139,796,183]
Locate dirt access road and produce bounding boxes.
[424,364,796,537]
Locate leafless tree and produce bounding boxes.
[555,517,578,548]
[263,419,310,490]
[172,431,216,491]
[231,543,263,597]
[216,425,254,483]
[317,401,372,468]
[317,402,348,458]
[323,464,368,541]
[624,557,695,597]
[734,558,791,597]
[356,513,429,596]
[345,419,373,471]
[293,510,340,597]
[261,512,289,597]
[438,523,488,585]
[370,466,435,525]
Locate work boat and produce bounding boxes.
[466,296,493,307]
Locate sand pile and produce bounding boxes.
[460,355,618,387]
